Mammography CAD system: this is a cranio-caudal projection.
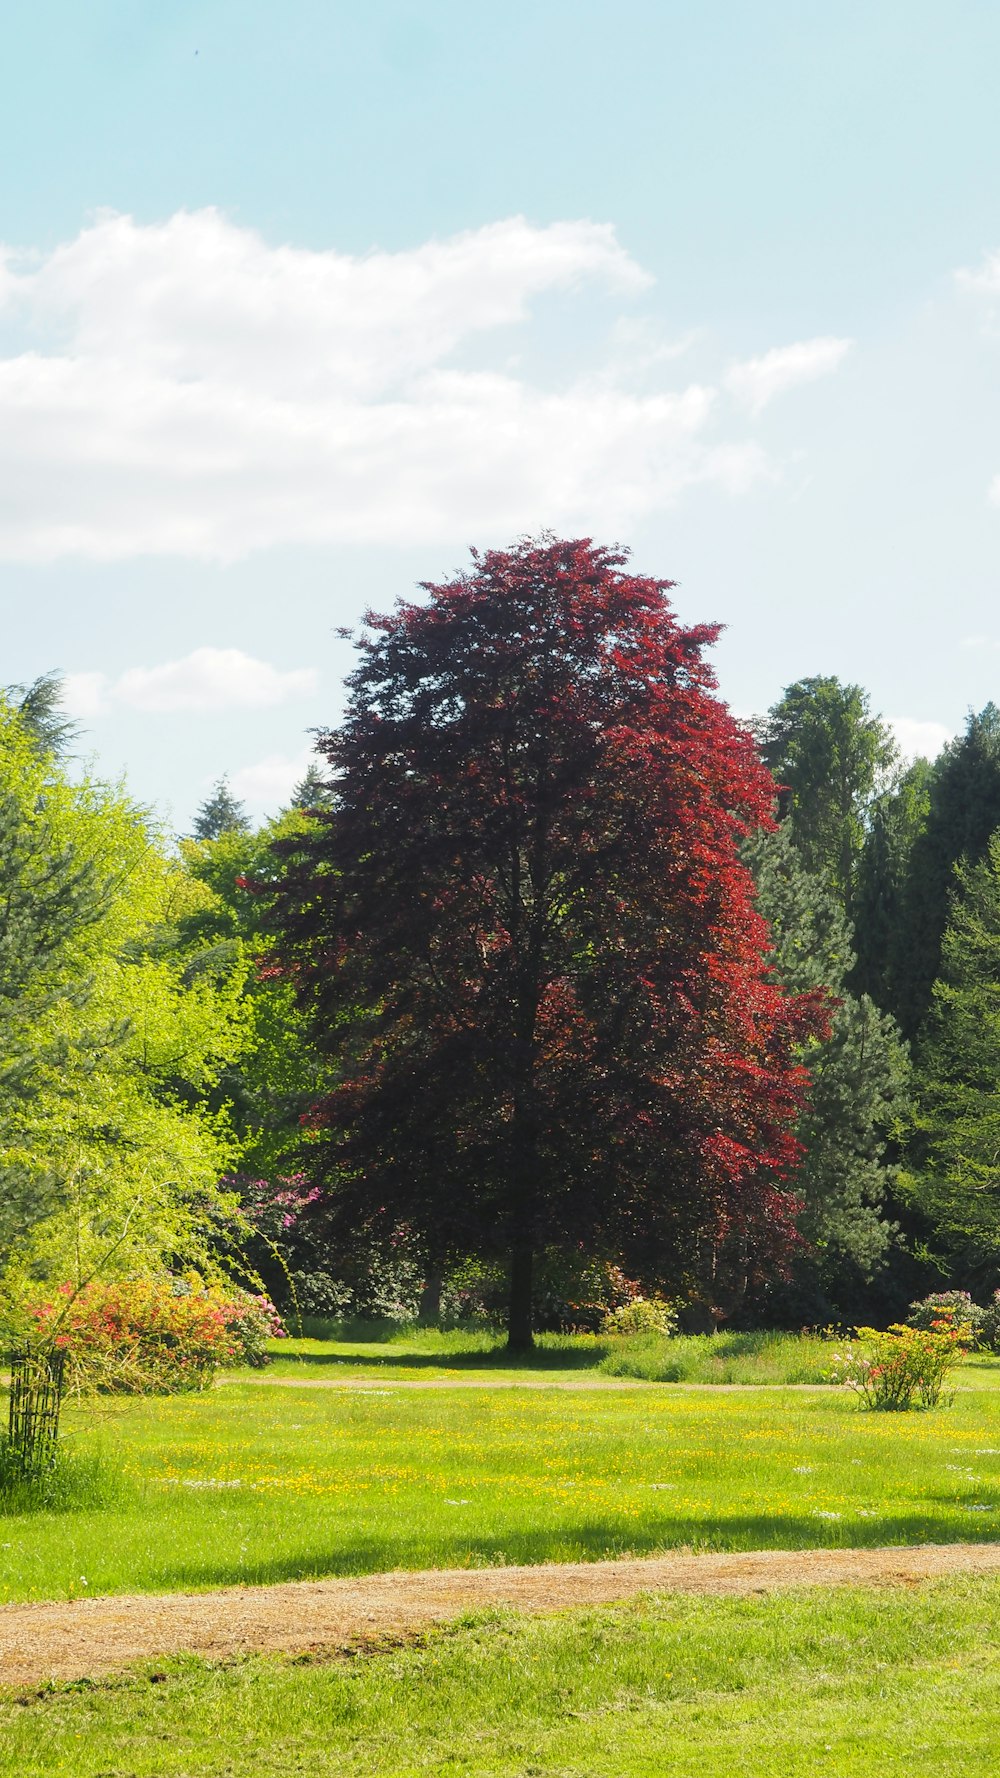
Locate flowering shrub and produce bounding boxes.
[828,1318,968,1410]
[977,1291,1000,1352]
[27,1276,285,1395]
[601,1296,679,1338]
[218,1288,286,1368]
[906,1291,984,1342]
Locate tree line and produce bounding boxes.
[5,541,1000,1345]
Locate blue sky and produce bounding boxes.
[3,0,1000,825]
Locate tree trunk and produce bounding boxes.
[506,1238,535,1353]
[417,1269,442,1327]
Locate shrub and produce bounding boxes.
[906,1291,984,1342]
[289,1270,354,1322]
[27,1275,285,1395]
[829,1320,968,1410]
[213,1287,285,1368]
[978,1291,1000,1352]
[601,1296,679,1338]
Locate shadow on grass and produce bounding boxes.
[273,1344,612,1373]
[144,1512,1000,1594]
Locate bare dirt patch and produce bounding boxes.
[4,1543,1000,1687]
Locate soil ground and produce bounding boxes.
[5,1542,1000,1688]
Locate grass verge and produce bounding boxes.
[4,1576,1000,1775]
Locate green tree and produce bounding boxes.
[756,677,898,913]
[3,671,78,759]
[891,707,1000,1038]
[851,758,934,1015]
[747,829,909,1312]
[192,778,250,841]
[179,813,324,1183]
[905,833,1000,1283]
[290,762,333,810]
[0,702,251,1290]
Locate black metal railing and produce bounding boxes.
[8,1347,66,1477]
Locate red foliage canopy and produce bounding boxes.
[266,536,825,1347]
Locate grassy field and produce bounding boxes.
[266,1325,845,1383]
[3,1358,1000,1603]
[5,1576,1000,1775]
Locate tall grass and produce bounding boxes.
[270,1324,838,1384]
[597,1329,836,1384]
[0,1440,130,1516]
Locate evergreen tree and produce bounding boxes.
[747,829,909,1313]
[892,706,1000,1038]
[851,758,934,1014]
[289,762,333,810]
[756,676,898,914]
[906,833,1000,1285]
[192,778,250,841]
[3,672,77,759]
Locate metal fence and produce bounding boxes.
[8,1347,66,1477]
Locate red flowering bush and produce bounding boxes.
[27,1276,285,1395]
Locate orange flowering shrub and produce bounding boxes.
[28,1277,284,1395]
[829,1314,969,1410]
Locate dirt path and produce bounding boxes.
[5,1542,1000,1688]
[233,1375,835,1391]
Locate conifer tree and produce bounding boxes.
[192,777,250,841]
[906,833,1000,1283]
[747,829,909,1313]
[892,707,1000,1037]
[756,677,897,915]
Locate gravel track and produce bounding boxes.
[5,1542,1000,1687]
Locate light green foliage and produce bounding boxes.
[601,1296,678,1336]
[3,1580,1000,1777]
[756,676,898,912]
[747,829,909,1299]
[0,701,251,1288]
[179,812,325,1182]
[906,833,1000,1277]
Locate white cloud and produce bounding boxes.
[956,252,1000,297]
[63,648,317,715]
[888,716,952,763]
[230,747,314,807]
[61,671,108,718]
[725,337,853,414]
[0,209,779,563]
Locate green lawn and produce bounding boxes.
[266,1324,1000,1386]
[4,1369,1000,1604]
[264,1325,844,1383]
[5,1577,1000,1775]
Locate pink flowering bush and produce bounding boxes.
[27,1277,285,1395]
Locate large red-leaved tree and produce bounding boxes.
[265,537,824,1349]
